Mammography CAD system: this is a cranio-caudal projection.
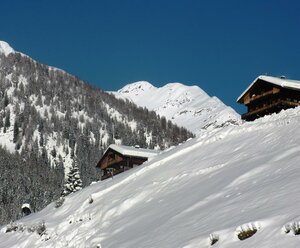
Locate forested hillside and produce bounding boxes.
[0,42,193,225]
[2,106,300,248]
[0,146,64,225]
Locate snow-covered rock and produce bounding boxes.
[1,107,300,247]
[0,41,15,56]
[112,81,241,134]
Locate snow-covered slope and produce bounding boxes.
[0,40,196,226]
[112,81,241,134]
[2,107,300,247]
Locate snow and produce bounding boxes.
[0,104,16,152]
[0,126,15,152]
[105,144,160,159]
[1,107,300,247]
[0,41,15,56]
[18,75,28,87]
[112,81,241,134]
[127,120,137,131]
[104,103,137,133]
[21,204,32,211]
[237,75,300,102]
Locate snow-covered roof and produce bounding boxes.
[21,203,32,210]
[107,144,160,158]
[237,75,300,102]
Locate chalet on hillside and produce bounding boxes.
[97,144,160,180]
[237,75,300,121]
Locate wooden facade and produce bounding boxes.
[237,76,300,121]
[97,145,158,180]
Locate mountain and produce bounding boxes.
[1,107,300,247]
[112,81,241,134]
[0,41,193,225]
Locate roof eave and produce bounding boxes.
[236,76,262,103]
[97,144,159,167]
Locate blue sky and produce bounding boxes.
[0,0,299,113]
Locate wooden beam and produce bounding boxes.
[247,88,280,104]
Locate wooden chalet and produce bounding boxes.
[237,75,300,121]
[97,144,160,180]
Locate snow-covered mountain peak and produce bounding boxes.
[118,81,155,95]
[0,41,15,56]
[165,82,204,91]
[113,81,241,134]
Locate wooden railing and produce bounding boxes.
[242,99,300,119]
[249,89,280,103]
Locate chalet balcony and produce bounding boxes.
[242,99,300,121]
[248,88,280,104]
[101,163,132,180]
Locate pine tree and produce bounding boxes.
[13,120,19,143]
[3,92,9,107]
[4,109,10,129]
[51,147,57,158]
[61,161,83,197]
[0,114,3,130]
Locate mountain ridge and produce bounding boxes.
[112,81,241,134]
